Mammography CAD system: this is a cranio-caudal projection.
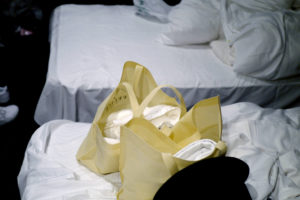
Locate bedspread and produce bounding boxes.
[34,5,300,125]
[19,103,300,200]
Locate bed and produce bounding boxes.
[18,102,300,200]
[34,2,300,125]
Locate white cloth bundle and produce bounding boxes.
[104,105,181,143]
[221,0,300,80]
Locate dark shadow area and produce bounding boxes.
[0,1,181,199]
[0,32,49,200]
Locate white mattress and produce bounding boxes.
[34,4,300,125]
[19,102,300,200]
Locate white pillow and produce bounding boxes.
[133,0,171,23]
[222,1,300,80]
[158,0,221,45]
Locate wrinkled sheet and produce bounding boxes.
[221,0,300,80]
[20,103,300,200]
[34,4,300,125]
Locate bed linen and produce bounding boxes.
[34,4,300,125]
[221,0,300,80]
[169,0,300,80]
[19,102,300,200]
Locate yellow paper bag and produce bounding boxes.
[118,96,226,200]
[76,61,186,174]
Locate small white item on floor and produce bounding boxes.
[0,86,10,104]
[0,105,19,126]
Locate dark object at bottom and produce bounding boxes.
[154,156,252,200]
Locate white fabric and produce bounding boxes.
[228,0,294,10]
[18,120,121,200]
[34,4,300,125]
[133,0,171,23]
[158,0,221,45]
[221,103,300,200]
[209,39,235,66]
[221,0,300,80]
[20,102,300,200]
[173,139,216,161]
[104,105,180,142]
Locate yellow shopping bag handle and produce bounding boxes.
[137,84,186,118]
[131,64,143,94]
[120,82,140,116]
[120,83,186,118]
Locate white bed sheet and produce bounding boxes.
[20,103,300,200]
[34,4,300,125]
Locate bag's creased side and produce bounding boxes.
[118,96,226,200]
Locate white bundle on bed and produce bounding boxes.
[160,0,300,80]
[221,0,300,80]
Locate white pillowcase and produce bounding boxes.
[158,0,221,45]
[221,0,300,80]
[133,0,171,23]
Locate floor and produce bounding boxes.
[0,33,49,199]
[0,3,127,198]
